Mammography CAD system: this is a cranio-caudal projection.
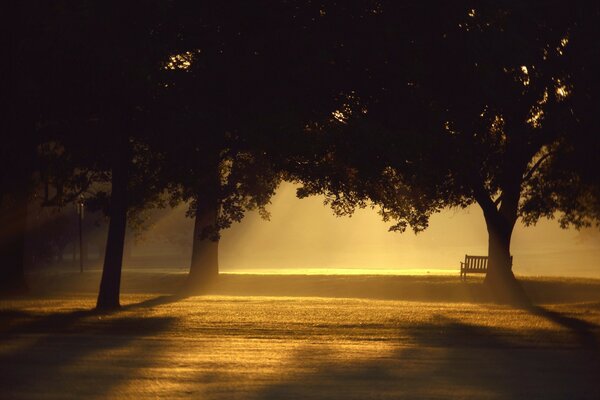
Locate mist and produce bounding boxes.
[123,183,600,278]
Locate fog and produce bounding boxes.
[135,183,599,278]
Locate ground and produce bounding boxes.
[1,272,600,399]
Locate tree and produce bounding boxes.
[69,3,173,309]
[24,1,177,308]
[290,2,600,303]
[151,2,335,290]
[14,1,317,301]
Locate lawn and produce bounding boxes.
[1,272,599,399]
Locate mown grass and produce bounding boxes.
[1,292,599,399]
[2,269,600,399]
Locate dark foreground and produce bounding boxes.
[1,273,599,399]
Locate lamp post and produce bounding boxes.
[75,196,84,273]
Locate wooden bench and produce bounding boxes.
[460,255,513,280]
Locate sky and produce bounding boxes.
[215,182,600,278]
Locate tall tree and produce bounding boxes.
[290,2,600,303]
[152,2,334,290]
[27,1,176,308]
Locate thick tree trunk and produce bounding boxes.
[186,200,219,291]
[0,192,28,295]
[481,207,529,305]
[483,212,515,283]
[96,141,130,310]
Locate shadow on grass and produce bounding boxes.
[528,305,599,351]
[0,294,187,399]
[122,294,187,310]
[0,294,185,336]
[256,311,600,400]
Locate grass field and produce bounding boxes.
[1,271,600,399]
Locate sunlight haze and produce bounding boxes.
[215,183,600,278]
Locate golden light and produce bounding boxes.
[520,65,530,86]
[527,108,544,128]
[443,121,458,135]
[556,85,568,98]
[216,182,600,278]
[331,110,347,124]
[557,35,569,56]
[527,89,549,128]
[491,115,504,131]
[331,91,367,124]
[555,79,570,100]
[560,37,569,48]
[164,50,198,71]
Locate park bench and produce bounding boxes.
[460,254,513,280]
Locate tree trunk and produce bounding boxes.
[482,207,529,305]
[186,200,219,291]
[0,192,28,295]
[96,140,130,310]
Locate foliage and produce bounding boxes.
[292,2,600,234]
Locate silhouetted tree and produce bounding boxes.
[66,3,173,309]
[151,2,336,290]
[16,1,176,307]
[290,2,600,303]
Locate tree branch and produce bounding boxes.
[472,181,497,216]
[522,152,553,183]
[493,194,503,207]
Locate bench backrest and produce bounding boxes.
[464,255,488,271]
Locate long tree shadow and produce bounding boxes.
[0,294,186,337]
[527,305,599,351]
[0,294,187,399]
[121,293,188,310]
[256,311,600,400]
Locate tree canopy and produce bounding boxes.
[288,2,600,302]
